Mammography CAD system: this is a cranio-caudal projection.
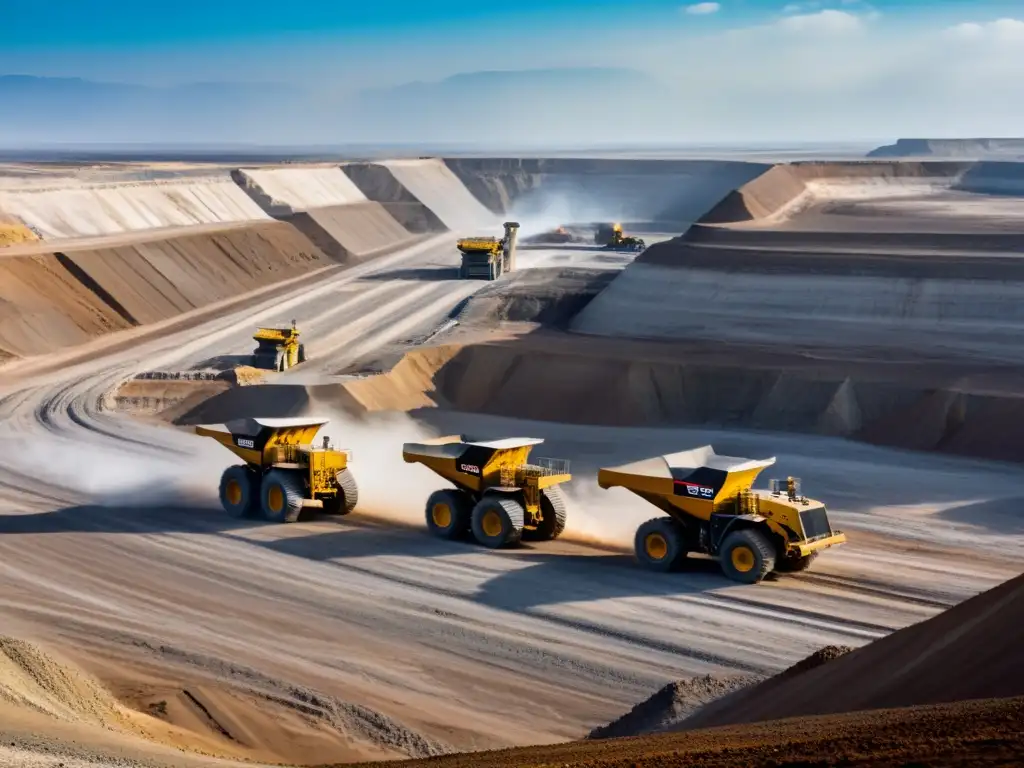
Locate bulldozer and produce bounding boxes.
[595,223,645,252]
[457,221,520,280]
[598,446,846,584]
[251,323,305,372]
[403,435,570,548]
[196,417,358,523]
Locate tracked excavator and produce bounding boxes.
[595,223,645,252]
[457,221,520,280]
[197,417,358,523]
[598,446,846,584]
[403,435,570,548]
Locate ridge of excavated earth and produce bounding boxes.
[0,154,1022,768]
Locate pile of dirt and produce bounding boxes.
[346,695,1024,767]
[0,637,123,727]
[0,214,38,246]
[679,571,1024,731]
[587,674,762,740]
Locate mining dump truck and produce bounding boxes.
[196,417,358,523]
[598,446,846,584]
[595,223,645,252]
[403,435,570,548]
[252,324,306,371]
[457,221,520,280]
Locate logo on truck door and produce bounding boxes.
[236,437,256,449]
[460,463,481,475]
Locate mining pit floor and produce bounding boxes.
[0,156,1022,767]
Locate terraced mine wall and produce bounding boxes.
[180,335,1024,464]
[573,160,1024,359]
[442,158,769,229]
[233,166,421,262]
[869,138,1024,159]
[0,175,270,238]
[0,222,330,359]
[341,163,447,234]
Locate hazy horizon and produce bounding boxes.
[4,1,1024,146]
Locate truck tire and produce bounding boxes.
[634,517,688,572]
[322,468,359,516]
[776,551,818,573]
[471,495,525,548]
[297,343,307,364]
[523,486,568,542]
[260,469,305,523]
[425,489,473,540]
[219,465,258,517]
[720,528,777,584]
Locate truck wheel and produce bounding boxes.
[471,495,525,548]
[720,528,776,584]
[776,551,818,573]
[634,517,688,572]
[425,489,473,540]
[297,344,307,364]
[219,465,257,517]
[261,469,305,523]
[523,486,568,542]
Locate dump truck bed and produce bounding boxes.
[599,446,775,504]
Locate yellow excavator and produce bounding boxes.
[457,222,520,280]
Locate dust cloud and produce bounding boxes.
[0,427,228,508]
[562,483,652,550]
[509,191,627,239]
[313,406,449,526]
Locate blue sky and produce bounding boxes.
[6,0,1016,50]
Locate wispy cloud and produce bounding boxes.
[776,9,865,34]
[684,2,721,15]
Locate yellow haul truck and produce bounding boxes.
[252,324,306,371]
[598,445,846,584]
[457,221,520,280]
[403,435,570,548]
[196,417,358,523]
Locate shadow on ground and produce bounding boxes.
[0,502,745,610]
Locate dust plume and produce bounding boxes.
[562,482,652,550]
[0,427,228,508]
[310,405,449,526]
[509,191,627,239]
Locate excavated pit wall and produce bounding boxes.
[442,158,769,230]
[178,335,1024,465]
[0,222,331,360]
[574,160,1024,359]
[0,175,270,239]
[232,167,421,263]
[341,163,448,234]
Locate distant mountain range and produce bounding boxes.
[0,68,677,146]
